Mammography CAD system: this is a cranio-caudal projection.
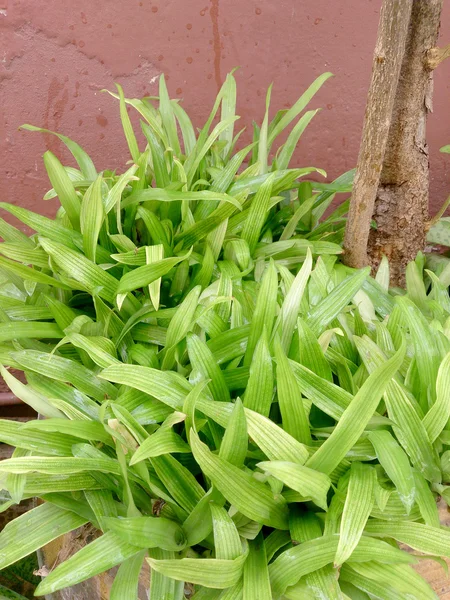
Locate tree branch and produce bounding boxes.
[427,43,450,69]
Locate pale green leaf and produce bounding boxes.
[335,462,375,566]
[190,430,289,530]
[35,531,142,596]
[0,503,86,571]
[306,341,405,474]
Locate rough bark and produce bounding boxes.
[367,0,443,286]
[343,0,413,270]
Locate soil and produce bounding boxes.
[412,500,450,599]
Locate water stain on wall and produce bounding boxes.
[209,0,221,91]
[43,77,69,153]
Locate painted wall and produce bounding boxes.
[1,0,449,218]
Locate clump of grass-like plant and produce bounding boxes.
[0,73,448,599]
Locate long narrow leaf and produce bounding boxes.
[190,430,289,530]
[335,462,375,565]
[306,341,405,474]
[0,504,86,571]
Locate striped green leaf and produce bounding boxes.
[308,268,370,336]
[187,332,230,403]
[369,430,415,513]
[243,532,271,600]
[364,519,450,557]
[274,339,311,444]
[110,551,147,600]
[12,349,117,402]
[81,174,104,262]
[38,237,118,303]
[243,329,273,417]
[0,503,86,571]
[423,350,450,442]
[269,535,413,598]
[306,341,405,474]
[117,251,190,296]
[211,503,242,560]
[43,151,81,230]
[35,531,142,596]
[335,462,375,565]
[21,124,97,179]
[130,428,190,464]
[244,408,309,465]
[105,516,187,551]
[190,430,289,530]
[219,397,248,467]
[273,249,312,352]
[244,261,278,365]
[257,460,331,510]
[241,175,274,253]
[147,553,247,590]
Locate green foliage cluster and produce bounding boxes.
[0,73,449,599]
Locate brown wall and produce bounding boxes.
[1,0,449,218]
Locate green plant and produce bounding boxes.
[426,145,450,250]
[0,549,39,599]
[0,586,30,600]
[0,73,449,599]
